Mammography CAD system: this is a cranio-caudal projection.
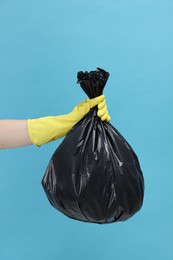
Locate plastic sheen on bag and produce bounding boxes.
[41,68,144,224]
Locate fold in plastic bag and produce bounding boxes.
[42,68,144,224]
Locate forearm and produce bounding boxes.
[0,120,32,149]
[0,96,110,149]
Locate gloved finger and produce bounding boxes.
[89,95,105,108]
[101,111,108,121]
[97,106,107,118]
[106,115,111,122]
[98,99,106,110]
[97,106,111,122]
[101,113,111,122]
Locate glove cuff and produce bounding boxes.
[27,114,78,147]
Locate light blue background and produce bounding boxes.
[0,0,173,259]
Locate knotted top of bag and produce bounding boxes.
[77,68,109,99]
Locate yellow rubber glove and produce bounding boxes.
[27,95,111,147]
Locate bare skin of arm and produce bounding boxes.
[0,120,32,149]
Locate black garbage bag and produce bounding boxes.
[42,68,144,224]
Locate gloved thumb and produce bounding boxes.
[89,95,105,108]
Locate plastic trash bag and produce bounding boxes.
[42,68,144,224]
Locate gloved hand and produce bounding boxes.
[27,95,110,147]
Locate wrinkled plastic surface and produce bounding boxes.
[42,68,144,224]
